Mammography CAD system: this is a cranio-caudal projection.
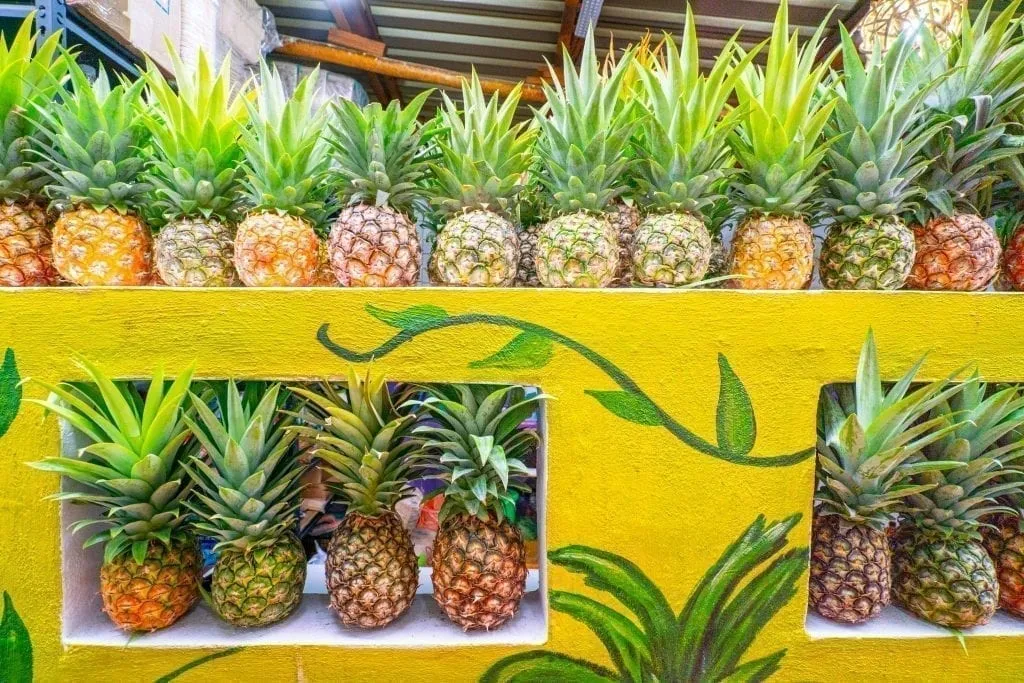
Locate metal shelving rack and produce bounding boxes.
[0,0,139,73]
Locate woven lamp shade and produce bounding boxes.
[857,0,965,52]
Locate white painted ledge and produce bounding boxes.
[806,609,1024,639]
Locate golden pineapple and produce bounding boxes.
[235,64,330,287]
[328,93,431,287]
[100,538,202,632]
[728,1,835,289]
[52,208,152,286]
[291,369,424,629]
[413,384,546,630]
[0,202,57,286]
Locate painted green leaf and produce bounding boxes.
[0,592,32,683]
[155,647,244,683]
[585,390,663,427]
[715,354,755,456]
[469,332,554,370]
[479,650,618,682]
[0,349,21,440]
[366,304,448,331]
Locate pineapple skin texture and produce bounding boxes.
[328,204,420,287]
[211,533,306,628]
[0,201,57,286]
[52,207,152,286]
[1000,226,1024,292]
[234,212,319,287]
[325,511,418,629]
[808,515,890,624]
[727,214,814,289]
[892,528,998,628]
[433,209,519,287]
[981,513,1024,618]
[514,223,540,287]
[609,202,639,286]
[536,211,619,288]
[820,218,915,290]
[631,212,712,287]
[432,514,526,631]
[907,214,1001,291]
[155,217,238,287]
[313,239,338,286]
[99,536,201,632]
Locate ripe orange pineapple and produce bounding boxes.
[907,215,1000,290]
[413,384,546,631]
[982,512,1024,618]
[29,359,201,631]
[0,19,67,286]
[36,64,154,286]
[327,93,431,287]
[727,2,835,289]
[998,211,1024,290]
[235,63,330,287]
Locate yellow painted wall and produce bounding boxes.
[1,288,1023,682]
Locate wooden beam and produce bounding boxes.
[818,0,872,61]
[275,38,546,103]
[556,0,583,62]
[327,27,386,57]
[323,0,401,104]
[324,0,351,30]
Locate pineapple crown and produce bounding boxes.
[182,382,304,553]
[633,12,756,215]
[0,15,69,202]
[412,384,545,524]
[34,63,152,214]
[289,367,423,517]
[823,27,945,224]
[816,331,970,530]
[27,357,197,565]
[141,46,250,225]
[903,376,1024,541]
[239,62,332,226]
[534,31,640,215]
[729,0,836,218]
[428,72,535,217]
[328,90,433,215]
[904,0,1024,222]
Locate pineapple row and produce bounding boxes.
[3,1,1024,292]
[28,359,545,633]
[811,331,1024,630]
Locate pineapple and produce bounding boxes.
[811,331,966,624]
[290,368,423,629]
[514,223,540,287]
[142,48,249,287]
[819,28,941,290]
[183,381,307,627]
[630,10,754,287]
[892,377,1024,628]
[533,32,639,287]
[996,206,1024,291]
[903,0,1024,290]
[413,384,546,630]
[428,73,534,287]
[36,64,153,286]
[0,16,66,287]
[981,505,1024,618]
[727,0,835,289]
[27,359,200,632]
[327,92,431,287]
[235,63,329,287]
[608,201,639,286]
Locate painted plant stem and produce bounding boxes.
[317,309,812,467]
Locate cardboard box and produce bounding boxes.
[69,0,181,72]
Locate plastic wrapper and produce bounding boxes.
[274,61,370,110]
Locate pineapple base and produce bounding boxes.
[325,511,418,629]
[211,533,307,628]
[892,528,998,629]
[0,200,57,286]
[820,218,915,290]
[99,536,202,633]
[981,513,1024,618]
[727,214,814,290]
[328,204,420,287]
[631,211,712,287]
[433,209,519,287]
[535,211,618,288]
[52,207,152,286]
[808,515,891,624]
[907,213,1001,291]
[432,514,526,631]
[234,212,319,287]
[155,217,238,287]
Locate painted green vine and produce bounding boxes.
[317,304,813,468]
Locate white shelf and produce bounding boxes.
[806,608,1024,639]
